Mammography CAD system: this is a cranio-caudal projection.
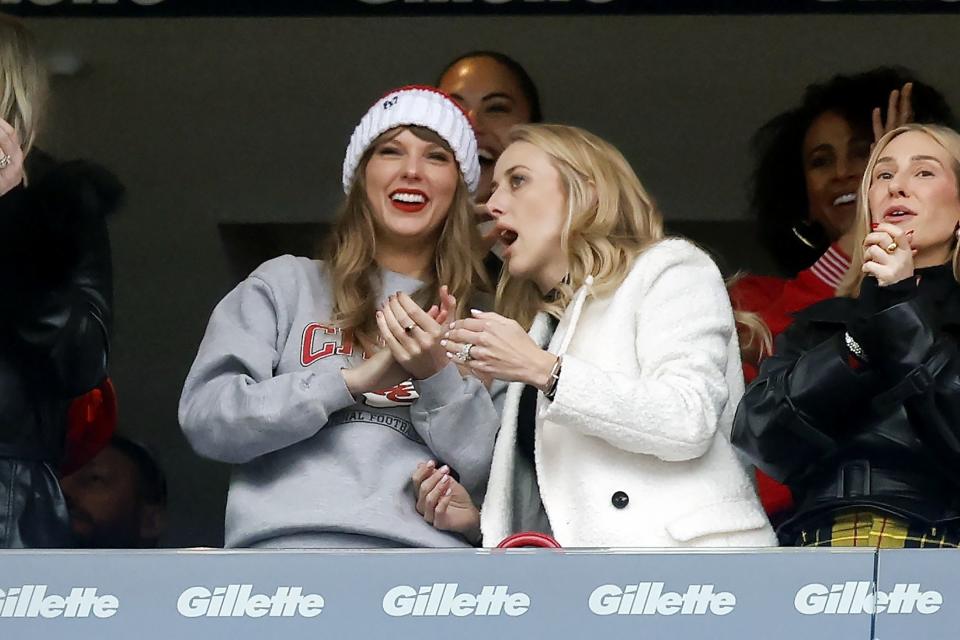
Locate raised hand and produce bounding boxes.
[0,118,25,197]
[377,287,458,380]
[442,310,557,389]
[862,222,915,287]
[872,82,914,142]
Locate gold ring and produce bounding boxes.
[885,242,898,254]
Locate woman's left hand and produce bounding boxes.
[412,461,480,542]
[862,222,915,286]
[376,287,456,380]
[0,118,25,197]
[442,310,557,388]
[872,82,913,142]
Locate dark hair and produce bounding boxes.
[109,435,167,507]
[751,66,955,275]
[437,50,543,123]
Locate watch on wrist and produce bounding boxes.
[543,355,562,401]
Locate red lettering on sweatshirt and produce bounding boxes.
[301,323,355,366]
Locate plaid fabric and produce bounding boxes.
[796,511,960,548]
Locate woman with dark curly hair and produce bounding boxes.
[730,67,954,518]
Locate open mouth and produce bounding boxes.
[882,206,917,224]
[832,193,856,207]
[498,228,519,253]
[390,189,429,213]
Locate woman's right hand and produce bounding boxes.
[341,347,406,396]
[0,118,25,197]
[862,222,915,287]
[377,287,458,380]
[412,461,481,543]
[342,299,452,395]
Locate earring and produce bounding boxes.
[791,220,820,250]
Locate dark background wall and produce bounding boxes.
[22,14,960,546]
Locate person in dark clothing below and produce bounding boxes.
[0,14,121,548]
[733,123,960,548]
[61,436,167,548]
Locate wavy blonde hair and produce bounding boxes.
[838,123,960,298]
[320,125,489,347]
[495,124,664,328]
[0,14,47,159]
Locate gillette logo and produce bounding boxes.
[382,584,530,617]
[177,585,324,618]
[0,586,118,618]
[795,582,942,615]
[589,583,736,616]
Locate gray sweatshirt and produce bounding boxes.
[178,255,498,548]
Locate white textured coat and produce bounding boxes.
[481,238,776,548]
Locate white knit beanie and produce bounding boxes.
[342,85,480,194]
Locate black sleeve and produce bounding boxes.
[1,160,121,396]
[850,281,960,458]
[732,316,882,483]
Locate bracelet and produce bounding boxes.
[844,332,869,363]
[542,355,562,401]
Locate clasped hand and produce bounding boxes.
[375,286,457,380]
[0,118,25,197]
[862,222,915,287]
[342,287,454,395]
[441,310,558,389]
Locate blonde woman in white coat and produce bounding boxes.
[411,124,776,548]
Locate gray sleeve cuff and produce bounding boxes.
[412,364,464,410]
[314,368,360,413]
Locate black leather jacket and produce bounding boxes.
[732,265,960,542]
[0,153,120,547]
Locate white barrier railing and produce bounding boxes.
[0,547,949,639]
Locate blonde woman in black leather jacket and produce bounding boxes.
[0,14,119,548]
[733,124,960,548]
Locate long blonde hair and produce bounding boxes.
[838,123,960,298]
[496,124,664,328]
[0,14,47,158]
[320,125,489,347]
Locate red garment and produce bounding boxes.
[730,244,850,516]
[62,377,117,476]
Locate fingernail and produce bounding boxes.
[439,465,449,473]
[440,339,447,346]
[376,311,383,317]
[444,487,453,497]
[446,353,453,359]
[449,323,456,329]
[440,475,450,485]
[444,331,450,338]
[426,460,435,468]
[470,309,482,316]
